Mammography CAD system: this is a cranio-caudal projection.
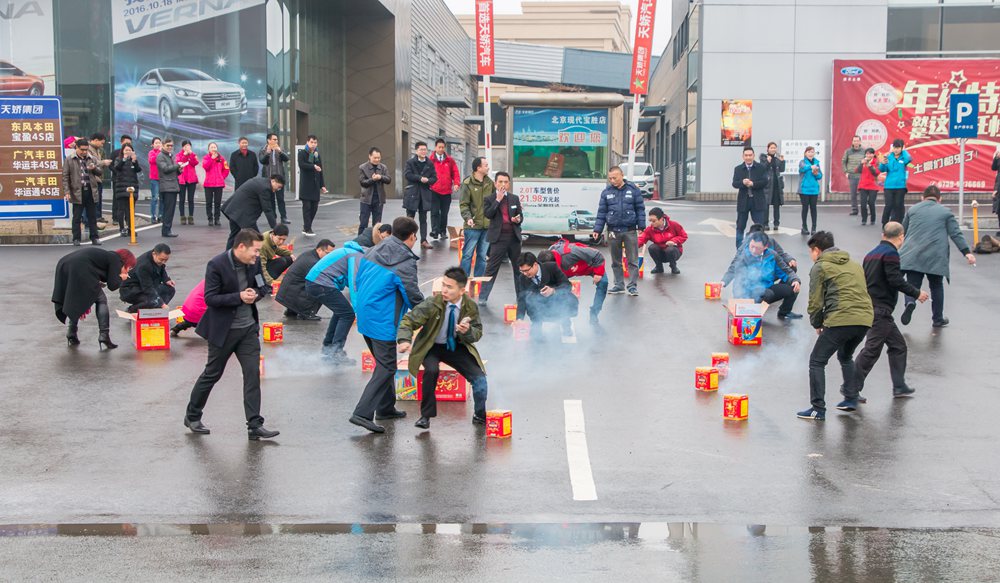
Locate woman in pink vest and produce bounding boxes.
[201,142,230,226]
[176,140,200,225]
[148,137,162,222]
[171,279,207,337]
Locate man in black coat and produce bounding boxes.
[516,251,579,342]
[297,135,327,237]
[479,171,523,304]
[184,229,278,440]
[120,244,176,312]
[229,137,260,189]
[275,238,336,319]
[402,141,437,246]
[222,175,283,249]
[732,145,771,248]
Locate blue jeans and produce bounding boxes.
[149,179,160,220]
[461,228,489,277]
[591,273,608,316]
[305,282,355,352]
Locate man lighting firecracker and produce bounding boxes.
[397,267,488,430]
[537,238,606,327]
[722,232,802,321]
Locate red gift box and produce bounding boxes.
[723,394,749,420]
[418,369,468,402]
[486,410,512,438]
[263,322,283,343]
[361,350,376,372]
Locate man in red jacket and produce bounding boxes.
[639,207,688,274]
[429,138,461,240]
[538,239,607,326]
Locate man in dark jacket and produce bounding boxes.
[852,222,928,402]
[516,251,579,342]
[156,139,186,238]
[358,147,391,235]
[355,223,392,249]
[297,135,327,237]
[222,175,283,249]
[732,145,771,248]
[259,133,290,224]
[275,239,335,320]
[479,172,523,305]
[722,232,802,319]
[229,137,260,189]
[120,244,175,312]
[63,138,104,245]
[760,142,785,230]
[184,229,278,440]
[403,141,437,247]
[591,166,645,296]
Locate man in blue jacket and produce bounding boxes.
[305,239,366,365]
[349,217,424,433]
[722,232,802,320]
[591,166,645,296]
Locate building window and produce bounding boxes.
[942,5,1000,51]
[887,7,942,52]
[672,16,689,67]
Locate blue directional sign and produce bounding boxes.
[0,96,68,220]
[949,93,979,139]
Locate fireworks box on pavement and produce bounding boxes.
[116,308,182,351]
[726,299,768,346]
[395,359,469,402]
[394,369,420,401]
[486,410,512,438]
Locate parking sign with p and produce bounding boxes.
[949,94,979,139]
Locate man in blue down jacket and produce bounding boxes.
[722,231,803,320]
[591,165,645,296]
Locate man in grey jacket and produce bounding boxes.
[156,139,186,238]
[358,147,391,235]
[899,185,976,328]
[259,133,290,224]
[842,136,866,217]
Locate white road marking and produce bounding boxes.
[699,218,737,237]
[321,198,356,207]
[564,400,598,501]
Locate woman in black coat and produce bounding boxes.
[112,143,143,237]
[52,247,136,349]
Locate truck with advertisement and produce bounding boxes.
[500,93,624,236]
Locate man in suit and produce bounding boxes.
[275,238,335,320]
[403,141,437,248]
[221,175,283,249]
[358,147,391,235]
[119,243,175,312]
[516,251,579,343]
[297,135,327,237]
[184,229,279,440]
[478,171,523,304]
[732,145,771,248]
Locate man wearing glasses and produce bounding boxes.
[62,138,104,246]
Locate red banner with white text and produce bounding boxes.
[831,59,1000,193]
[475,0,494,76]
[629,0,656,95]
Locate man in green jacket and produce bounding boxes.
[260,224,295,285]
[798,231,874,421]
[398,266,488,430]
[458,157,494,277]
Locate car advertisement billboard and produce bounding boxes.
[112,0,267,189]
[0,0,54,97]
[831,59,1000,193]
[510,107,610,234]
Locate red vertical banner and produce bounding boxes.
[630,0,657,95]
[476,0,495,76]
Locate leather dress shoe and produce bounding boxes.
[184,418,211,434]
[472,415,486,425]
[415,416,430,429]
[163,233,179,238]
[349,415,385,433]
[375,409,407,420]
[248,426,280,440]
[297,313,322,321]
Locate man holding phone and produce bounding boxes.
[478,171,523,304]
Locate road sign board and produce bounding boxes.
[949,93,978,139]
[0,96,67,220]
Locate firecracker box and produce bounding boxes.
[116,308,181,351]
[504,304,517,324]
[723,393,749,420]
[622,256,644,279]
[486,410,512,439]
[571,280,581,298]
[263,322,284,343]
[395,360,469,402]
[394,370,420,401]
[705,282,723,300]
[726,299,768,346]
[448,226,463,250]
[695,367,720,391]
[270,279,282,295]
[361,350,376,372]
[711,352,730,378]
[512,320,531,341]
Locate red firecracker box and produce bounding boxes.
[695,367,719,391]
[419,369,468,401]
[723,393,749,420]
[270,279,282,295]
[622,256,644,279]
[705,282,723,300]
[512,320,531,341]
[263,322,284,343]
[571,280,581,298]
[712,352,730,378]
[726,299,767,346]
[117,308,175,351]
[361,350,376,372]
[486,410,512,438]
[504,304,517,324]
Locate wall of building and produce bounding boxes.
[458,1,632,53]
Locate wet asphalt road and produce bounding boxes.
[2,197,999,577]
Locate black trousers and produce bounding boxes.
[760,283,798,317]
[406,209,429,243]
[648,245,680,268]
[302,199,319,232]
[882,188,906,225]
[853,309,909,394]
[859,189,878,224]
[420,343,488,419]
[271,187,287,221]
[359,201,383,235]
[809,325,869,411]
[770,202,781,227]
[800,194,818,231]
[353,336,399,420]
[185,324,264,428]
[735,206,767,248]
[205,187,223,222]
[111,190,120,225]
[265,256,294,281]
[179,183,197,217]
[123,283,176,312]
[160,190,178,235]
[71,188,99,242]
[903,271,945,323]
[431,193,452,236]
[479,232,522,302]
[114,193,139,233]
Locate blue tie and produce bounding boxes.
[446,304,457,352]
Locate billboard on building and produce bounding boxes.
[831,59,1000,193]
[0,0,54,97]
[111,0,267,189]
[721,100,752,147]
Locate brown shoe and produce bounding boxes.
[420,241,433,249]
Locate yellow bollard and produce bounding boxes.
[972,200,979,244]
[128,187,137,246]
